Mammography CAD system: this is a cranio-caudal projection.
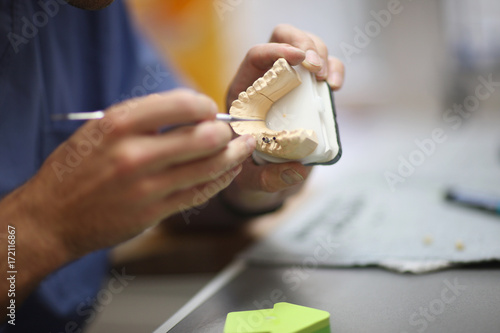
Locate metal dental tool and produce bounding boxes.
[51,111,260,123]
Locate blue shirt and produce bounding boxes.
[0,1,179,331]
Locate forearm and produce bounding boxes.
[0,181,70,319]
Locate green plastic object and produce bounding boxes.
[224,302,331,333]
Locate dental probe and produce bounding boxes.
[51,111,260,123]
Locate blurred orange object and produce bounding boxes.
[127,0,230,110]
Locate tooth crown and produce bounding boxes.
[229,58,318,160]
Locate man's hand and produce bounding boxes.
[0,89,256,313]
[6,89,255,260]
[227,24,345,108]
[223,24,345,213]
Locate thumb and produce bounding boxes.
[238,159,312,193]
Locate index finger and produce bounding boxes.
[105,89,218,134]
[270,24,324,73]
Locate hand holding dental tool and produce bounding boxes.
[51,111,259,123]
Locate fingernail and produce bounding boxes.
[210,101,219,115]
[328,72,343,89]
[281,169,304,185]
[305,50,322,67]
[317,66,327,80]
[230,164,243,177]
[245,135,256,151]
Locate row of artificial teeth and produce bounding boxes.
[236,58,288,105]
[257,129,308,144]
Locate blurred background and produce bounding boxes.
[87,0,500,332]
[125,0,500,112]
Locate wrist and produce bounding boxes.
[3,179,72,285]
[219,182,286,217]
[217,191,284,218]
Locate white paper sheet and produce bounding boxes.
[243,108,500,273]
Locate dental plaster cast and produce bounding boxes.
[229,58,341,165]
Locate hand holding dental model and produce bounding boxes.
[229,58,341,164]
[220,24,345,213]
